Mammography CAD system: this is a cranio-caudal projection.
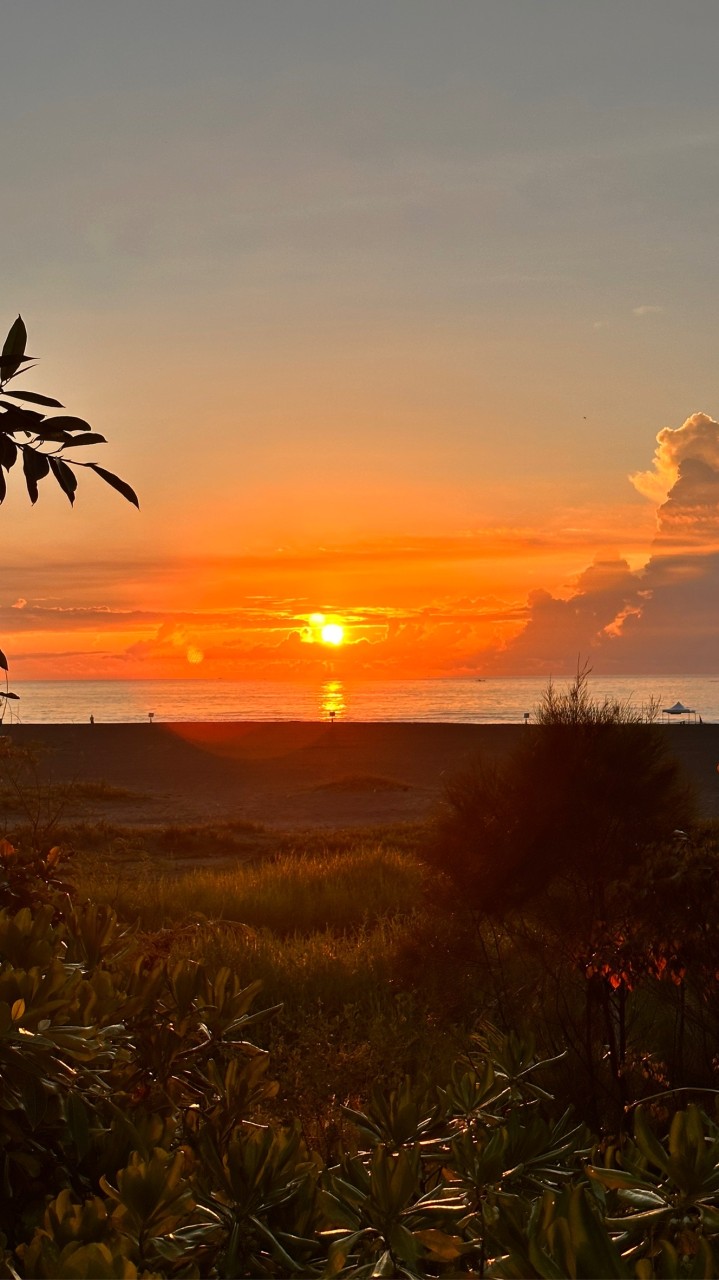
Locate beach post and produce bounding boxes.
[523,711,530,725]
[329,709,336,725]
[148,711,155,725]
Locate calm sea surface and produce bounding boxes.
[2,676,719,725]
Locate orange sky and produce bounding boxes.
[1,5,718,682]
[1,495,661,680]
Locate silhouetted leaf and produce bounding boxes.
[0,435,15,469]
[2,360,37,382]
[0,468,5,503]
[0,691,19,699]
[0,404,44,433]
[86,462,139,508]
[0,315,27,380]
[22,447,50,504]
[43,414,93,434]
[0,650,7,671]
[49,456,78,505]
[30,429,73,444]
[2,389,63,408]
[63,432,107,447]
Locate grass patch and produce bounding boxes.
[71,821,479,1154]
[75,843,428,934]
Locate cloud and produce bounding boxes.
[489,412,719,675]
[11,598,26,609]
[632,304,664,316]
[630,413,719,506]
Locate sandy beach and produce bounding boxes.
[3,721,719,830]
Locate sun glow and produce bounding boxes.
[321,622,344,646]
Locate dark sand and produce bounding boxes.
[3,721,719,830]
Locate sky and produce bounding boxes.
[1,1,718,680]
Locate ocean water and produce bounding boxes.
[2,675,718,725]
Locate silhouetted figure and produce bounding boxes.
[90,714,94,726]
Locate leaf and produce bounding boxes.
[60,432,107,447]
[0,467,5,504]
[49,456,78,505]
[0,315,27,380]
[0,435,18,469]
[0,649,7,671]
[371,1250,395,1278]
[634,1107,673,1177]
[2,361,37,383]
[2,389,63,408]
[22,446,50,503]
[0,692,19,700]
[567,1185,629,1279]
[414,1229,468,1261]
[1,404,44,433]
[42,414,93,434]
[86,462,139,508]
[28,428,73,443]
[66,1090,92,1160]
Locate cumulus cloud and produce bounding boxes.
[631,413,719,506]
[490,412,719,675]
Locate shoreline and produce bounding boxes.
[3,720,718,830]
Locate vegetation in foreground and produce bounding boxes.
[4,828,719,1278]
[3,674,719,1276]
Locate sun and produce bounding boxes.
[321,622,344,646]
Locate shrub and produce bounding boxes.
[426,666,694,917]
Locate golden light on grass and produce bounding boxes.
[321,622,344,646]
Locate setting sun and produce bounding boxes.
[321,623,344,646]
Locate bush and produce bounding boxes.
[426,667,694,917]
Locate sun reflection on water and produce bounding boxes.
[321,679,346,722]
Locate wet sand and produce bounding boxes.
[3,721,719,830]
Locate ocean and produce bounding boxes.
[2,675,718,725]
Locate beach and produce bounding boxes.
[3,721,719,830]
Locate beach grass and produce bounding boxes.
[73,840,430,934]
[72,822,473,1149]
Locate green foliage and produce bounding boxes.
[0,315,138,510]
[6,846,719,1276]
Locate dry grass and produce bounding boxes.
[74,842,429,934]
